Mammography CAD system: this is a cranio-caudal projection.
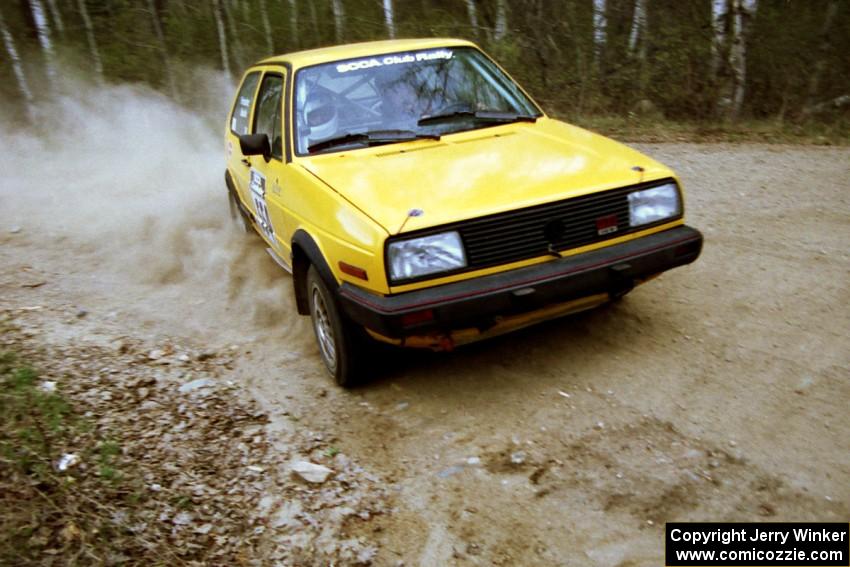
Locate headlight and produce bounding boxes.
[388,231,466,282]
[628,183,681,227]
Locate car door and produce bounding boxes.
[246,70,291,263]
[226,71,261,204]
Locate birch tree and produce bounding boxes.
[77,0,104,84]
[259,0,274,53]
[711,0,728,73]
[0,6,35,121]
[145,0,178,98]
[222,0,246,71]
[45,0,64,38]
[308,1,319,42]
[465,0,479,38]
[383,0,396,39]
[287,0,299,49]
[29,0,58,89]
[627,0,648,98]
[212,0,231,77]
[494,0,507,41]
[728,0,757,120]
[592,0,606,64]
[628,0,646,56]
[331,0,344,42]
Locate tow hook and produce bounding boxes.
[609,263,634,299]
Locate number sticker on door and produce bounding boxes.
[249,169,275,242]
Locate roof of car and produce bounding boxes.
[256,38,477,69]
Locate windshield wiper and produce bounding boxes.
[417,110,538,127]
[308,130,440,154]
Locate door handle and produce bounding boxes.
[240,158,251,167]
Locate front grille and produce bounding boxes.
[462,185,634,269]
[388,178,680,285]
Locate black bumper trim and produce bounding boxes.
[339,226,702,338]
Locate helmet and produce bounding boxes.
[303,91,338,142]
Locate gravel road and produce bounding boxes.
[2,132,848,565]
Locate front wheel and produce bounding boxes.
[307,265,364,387]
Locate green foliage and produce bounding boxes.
[574,113,850,144]
[1,361,71,480]
[98,439,123,482]
[644,0,715,119]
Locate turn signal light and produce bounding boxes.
[338,261,368,280]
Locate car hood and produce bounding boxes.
[299,118,674,234]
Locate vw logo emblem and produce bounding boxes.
[543,218,564,244]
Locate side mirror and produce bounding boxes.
[239,134,270,160]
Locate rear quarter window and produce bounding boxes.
[230,72,260,135]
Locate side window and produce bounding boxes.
[253,74,284,160]
[230,72,260,135]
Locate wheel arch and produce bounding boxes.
[292,229,336,316]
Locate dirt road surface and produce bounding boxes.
[1,91,848,566]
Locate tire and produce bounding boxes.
[306,265,364,387]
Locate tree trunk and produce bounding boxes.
[592,0,606,64]
[529,0,549,90]
[308,1,319,42]
[713,0,734,116]
[0,5,35,121]
[383,0,396,39]
[805,0,839,110]
[729,0,756,120]
[627,0,648,98]
[45,0,64,38]
[711,0,728,73]
[29,0,58,89]
[212,0,231,76]
[287,0,299,49]
[494,0,507,40]
[331,0,344,43]
[259,0,274,53]
[222,0,246,71]
[145,0,178,99]
[628,0,646,55]
[465,0,479,38]
[77,0,104,84]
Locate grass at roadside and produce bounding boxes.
[0,351,174,565]
[568,114,850,145]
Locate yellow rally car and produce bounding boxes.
[224,38,702,386]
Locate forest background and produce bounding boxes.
[1,0,848,142]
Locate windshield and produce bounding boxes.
[294,47,541,155]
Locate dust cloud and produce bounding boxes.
[0,76,297,337]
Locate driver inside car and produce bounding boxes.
[303,90,339,146]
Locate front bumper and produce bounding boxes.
[338,225,703,339]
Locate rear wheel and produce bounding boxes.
[307,265,364,387]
